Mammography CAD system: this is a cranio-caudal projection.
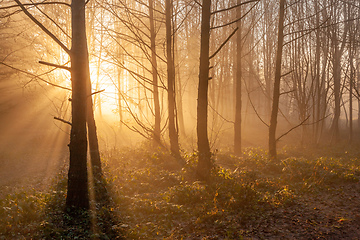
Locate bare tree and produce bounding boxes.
[268,0,285,159]
[166,0,180,156]
[196,0,212,180]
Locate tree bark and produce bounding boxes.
[269,0,285,159]
[166,0,180,157]
[196,0,212,180]
[87,94,102,179]
[66,0,90,209]
[149,0,161,145]
[234,0,242,156]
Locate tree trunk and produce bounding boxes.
[331,45,341,143]
[349,22,354,144]
[88,10,102,179]
[330,1,348,144]
[234,0,242,156]
[166,0,180,157]
[87,96,102,179]
[349,52,353,143]
[66,0,90,209]
[149,0,161,145]
[314,0,321,144]
[196,0,212,180]
[269,0,285,159]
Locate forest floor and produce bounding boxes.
[1,144,360,239]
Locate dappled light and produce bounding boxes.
[1,0,360,239]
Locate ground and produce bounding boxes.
[1,144,360,239]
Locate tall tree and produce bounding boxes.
[329,0,348,143]
[268,0,285,159]
[196,0,212,179]
[149,0,161,145]
[12,0,94,208]
[166,0,180,157]
[66,0,90,209]
[234,0,242,155]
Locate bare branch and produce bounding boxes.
[211,1,260,30]
[30,0,71,39]
[208,104,234,124]
[54,116,72,126]
[211,0,260,15]
[39,61,71,71]
[276,116,311,142]
[0,62,71,91]
[209,27,238,60]
[89,89,105,97]
[13,0,71,55]
[0,1,71,10]
[280,89,295,96]
[280,70,293,78]
[194,1,202,7]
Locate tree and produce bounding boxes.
[268,0,285,159]
[66,0,90,209]
[166,0,181,157]
[11,0,99,209]
[196,0,212,179]
[234,0,242,155]
[149,0,161,145]
[329,0,349,143]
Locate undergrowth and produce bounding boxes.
[1,144,360,239]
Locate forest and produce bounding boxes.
[1,0,360,239]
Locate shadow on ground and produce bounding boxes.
[41,173,125,239]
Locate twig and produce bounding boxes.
[54,117,72,126]
[209,27,238,60]
[89,89,105,96]
[276,115,310,142]
[208,104,234,124]
[280,70,294,78]
[211,0,260,15]
[0,62,71,91]
[280,89,295,96]
[13,0,71,55]
[39,61,71,71]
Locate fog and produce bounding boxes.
[1,0,359,189]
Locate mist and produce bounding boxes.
[1,0,360,239]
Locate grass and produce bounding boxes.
[1,143,360,239]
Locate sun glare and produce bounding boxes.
[89,61,121,120]
[0,79,69,189]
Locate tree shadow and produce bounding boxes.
[41,173,126,239]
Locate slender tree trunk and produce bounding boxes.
[87,96,102,179]
[149,0,161,145]
[330,1,348,144]
[166,0,180,156]
[263,2,273,121]
[269,0,285,159]
[358,58,360,132]
[331,45,341,143]
[174,9,186,138]
[349,28,354,143]
[94,10,103,118]
[314,0,321,144]
[114,5,123,127]
[234,0,242,156]
[67,0,90,209]
[196,0,212,179]
[349,57,353,143]
[176,70,186,137]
